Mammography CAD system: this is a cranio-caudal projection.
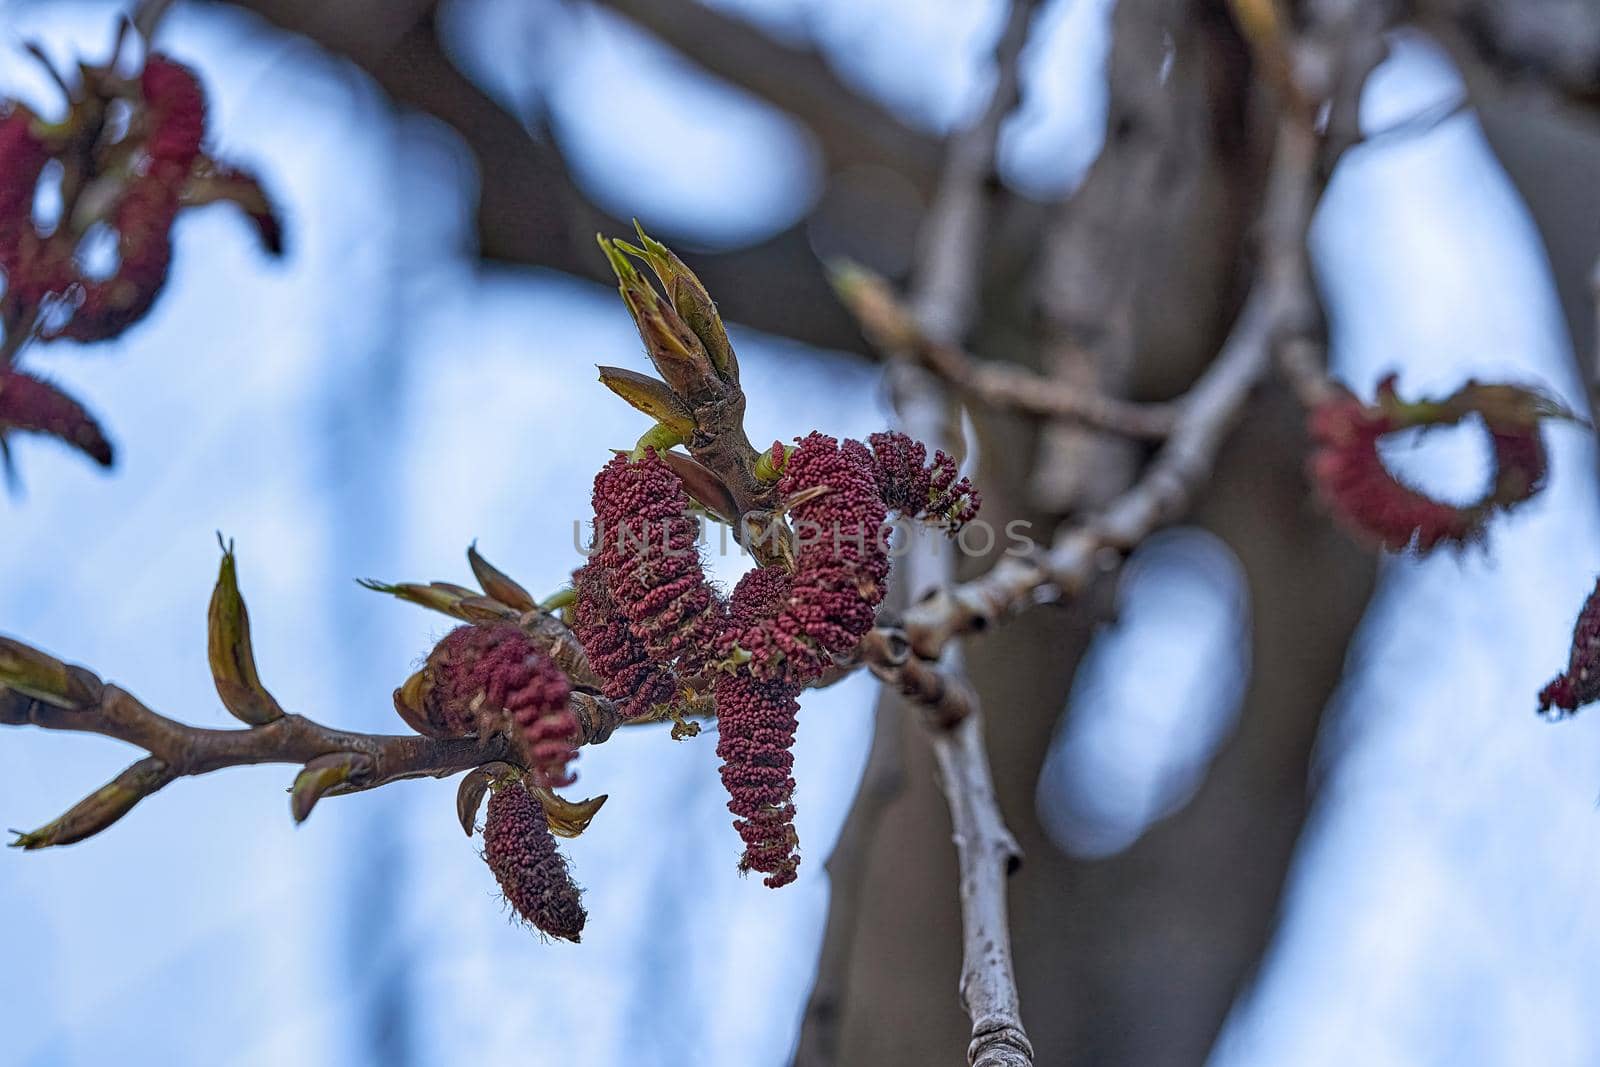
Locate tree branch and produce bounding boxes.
[588,0,942,192]
[795,3,1042,1064]
[894,112,1325,663]
[834,271,1180,438]
[0,644,622,848]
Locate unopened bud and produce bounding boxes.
[0,636,99,709]
[290,752,374,824]
[596,365,696,436]
[206,537,284,725]
[10,757,173,849]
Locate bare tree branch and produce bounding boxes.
[588,0,942,192]
[795,3,1043,1065]
[0,644,623,848]
[834,271,1180,438]
[894,112,1326,663]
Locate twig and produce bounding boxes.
[895,115,1326,663]
[795,3,1040,1064]
[0,648,622,847]
[834,277,1178,438]
[588,0,941,192]
[910,332,1178,438]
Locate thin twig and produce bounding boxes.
[894,115,1326,663]
[0,643,622,847]
[911,334,1178,438]
[796,3,1040,1064]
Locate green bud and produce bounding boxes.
[0,636,98,709]
[10,757,174,849]
[207,537,285,726]
[290,752,374,824]
[597,365,696,435]
[630,423,688,462]
[754,442,790,482]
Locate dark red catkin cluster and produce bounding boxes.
[587,449,723,678]
[421,624,578,788]
[1539,578,1600,718]
[482,779,586,942]
[50,57,207,342]
[0,107,50,294]
[571,563,679,721]
[867,430,981,531]
[0,46,281,468]
[0,370,113,466]
[714,567,804,887]
[724,432,890,683]
[1307,376,1554,553]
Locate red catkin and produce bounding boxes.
[424,623,578,788]
[0,370,113,465]
[139,57,206,178]
[52,56,205,343]
[572,564,680,720]
[589,449,723,677]
[1539,578,1600,718]
[714,567,805,888]
[1307,377,1551,553]
[725,433,889,684]
[482,780,586,942]
[867,430,981,531]
[0,108,48,286]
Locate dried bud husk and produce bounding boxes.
[0,636,99,709]
[392,668,439,737]
[466,543,536,612]
[290,752,374,824]
[456,595,521,624]
[656,448,741,525]
[457,762,518,835]
[596,365,695,436]
[207,538,284,725]
[11,757,174,849]
[359,579,478,620]
[529,784,608,838]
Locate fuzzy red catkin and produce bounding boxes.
[425,623,578,788]
[0,109,48,284]
[1306,379,1550,554]
[724,433,889,684]
[53,56,205,343]
[1539,578,1600,718]
[867,430,980,531]
[714,567,804,888]
[571,564,680,721]
[482,780,586,942]
[0,370,113,465]
[588,449,723,677]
